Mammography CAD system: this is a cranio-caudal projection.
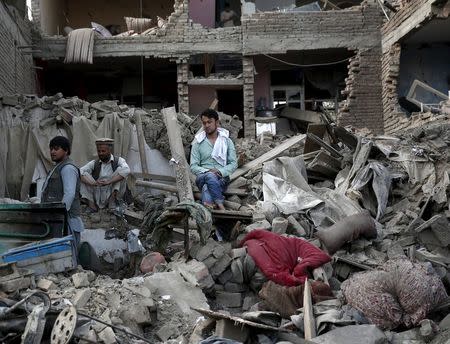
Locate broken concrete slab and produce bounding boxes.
[172,259,214,290]
[72,288,92,309]
[72,272,90,288]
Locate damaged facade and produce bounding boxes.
[26,0,386,136]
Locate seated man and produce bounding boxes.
[80,138,130,212]
[190,109,237,210]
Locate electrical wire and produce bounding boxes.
[262,53,354,67]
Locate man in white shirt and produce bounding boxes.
[220,3,237,27]
[80,138,130,212]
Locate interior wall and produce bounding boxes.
[190,0,215,27]
[62,0,172,32]
[189,85,217,115]
[40,0,65,35]
[398,43,450,104]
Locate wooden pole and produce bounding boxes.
[134,111,149,174]
[161,106,194,202]
[303,278,316,340]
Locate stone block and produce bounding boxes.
[312,325,388,344]
[245,220,271,232]
[72,272,90,288]
[97,326,117,344]
[272,217,288,234]
[218,269,233,285]
[216,291,242,308]
[242,295,259,311]
[230,248,247,259]
[37,278,56,292]
[210,254,232,278]
[73,288,92,309]
[173,259,214,290]
[119,303,152,326]
[215,319,249,342]
[157,324,179,342]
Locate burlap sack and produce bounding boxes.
[315,213,376,254]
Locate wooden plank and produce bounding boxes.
[306,133,343,158]
[230,134,306,181]
[333,126,358,150]
[162,106,194,202]
[303,278,316,340]
[135,111,149,174]
[132,172,176,183]
[135,180,178,193]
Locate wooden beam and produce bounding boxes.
[306,133,343,158]
[230,134,306,181]
[162,106,195,202]
[303,278,316,340]
[135,180,178,193]
[135,111,149,174]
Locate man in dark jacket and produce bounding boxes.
[41,136,84,247]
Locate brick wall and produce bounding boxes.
[242,3,383,54]
[339,47,384,133]
[0,2,35,96]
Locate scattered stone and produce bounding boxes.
[173,259,214,290]
[72,288,92,309]
[119,302,152,326]
[157,324,179,342]
[37,278,56,291]
[216,291,243,308]
[72,272,90,288]
[210,254,232,279]
[245,220,271,232]
[215,319,249,342]
[272,217,288,234]
[97,326,117,344]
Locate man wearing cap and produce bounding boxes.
[190,109,237,210]
[80,138,130,212]
[41,136,84,247]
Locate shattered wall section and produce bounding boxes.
[381,43,407,134]
[0,2,35,95]
[338,48,384,134]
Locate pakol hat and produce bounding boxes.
[95,138,114,145]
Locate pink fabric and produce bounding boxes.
[240,230,331,286]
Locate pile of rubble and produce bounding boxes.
[1,93,450,343]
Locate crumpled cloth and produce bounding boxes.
[239,230,331,286]
[341,258,448,330]
[149,200,212,251]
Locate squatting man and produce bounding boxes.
[190,109,237,210]
[80,138,130,212]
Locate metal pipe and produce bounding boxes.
[78,312,152,343]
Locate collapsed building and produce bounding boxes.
[0,0,450,343]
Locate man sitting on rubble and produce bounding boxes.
[190,109,237,210]
[41,136,84,247]
[80,138,130,212]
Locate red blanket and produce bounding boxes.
[240,230,331,286]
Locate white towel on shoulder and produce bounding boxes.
[195,128,229,167]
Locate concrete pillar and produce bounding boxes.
[177,59,189,114]
[242,56,256,138]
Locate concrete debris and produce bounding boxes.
[2,94,450,344]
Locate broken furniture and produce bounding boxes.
[406,79,449,113]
